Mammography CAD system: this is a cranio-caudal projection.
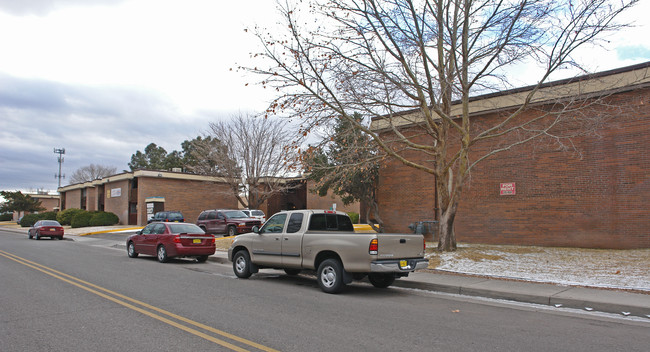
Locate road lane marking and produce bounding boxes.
[0,250,280,352]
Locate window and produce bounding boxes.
[287,213,303,233]
[141,224,156,235]
[207,211,217,220]
[308,214,354,231]
[262,214,287,233]
[153,223,166,234]
[198,212,208,220]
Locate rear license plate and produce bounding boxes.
[399,260,408,269]
[50,228,56,231]
[193,239,201,244]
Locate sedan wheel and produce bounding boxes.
[127,242,139,258]
[157,245,169,263]
[35,231,40,240]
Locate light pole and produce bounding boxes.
[54,148,65,188]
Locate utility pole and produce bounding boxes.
[54,148,65,188]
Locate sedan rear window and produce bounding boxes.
[168,223,205,234]
[41,220,61,227]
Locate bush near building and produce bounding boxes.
[19,211,59,227]
[89,212,119,226]
[69,210,120,228]
[57,208,85,226]
[71,211,94,228]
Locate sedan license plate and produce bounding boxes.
[50,228,56,231]
[193,239,201,244]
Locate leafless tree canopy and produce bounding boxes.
[190,113,303,209]
[69,164,117,184]
[245,0,637,250]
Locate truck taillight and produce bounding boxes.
[173,235,181,243]
[210,237,215,244]
[369,238,378,255]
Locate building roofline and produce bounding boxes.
[57,169,231,192]
[371,61,650,131]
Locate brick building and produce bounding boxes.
[373,62,650,249]
[58,170,237,225]
[9,192,61,221]
[58,171,360,226]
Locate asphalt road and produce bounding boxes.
[1,229,649,352]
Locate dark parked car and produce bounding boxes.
[126,222,215,263]
[147,211,185,224]
[28,220,64,240]
[196,209,262,237]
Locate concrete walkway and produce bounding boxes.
[2,223,649,319]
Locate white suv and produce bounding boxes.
[241,209,266,223]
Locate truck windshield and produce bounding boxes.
[308,214,354,231]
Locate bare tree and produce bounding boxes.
[244,0,637,251]
[190,113,303,209]
[69,164,117,184]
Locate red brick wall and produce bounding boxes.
[305,180,360,214]
[64,189,82,210]
[137,177,237,225]
[104,180,130,224]
[377,88,650,249]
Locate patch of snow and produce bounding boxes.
[427,244,650,292]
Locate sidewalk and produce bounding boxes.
[2,223,649,319]
[207,248,650,319]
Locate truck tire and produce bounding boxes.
[233,250,252,278]
[317,259,345,294]
[368,273,395,288]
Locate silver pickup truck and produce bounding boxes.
[228,209,429,293]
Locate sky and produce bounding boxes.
[1,0,649,194]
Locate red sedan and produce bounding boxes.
[28,220,64,240]
[126,222,216,263]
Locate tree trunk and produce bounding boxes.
[437,209,457,251]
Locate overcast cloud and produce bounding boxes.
[0,0,649,194]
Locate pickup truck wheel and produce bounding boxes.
[368,273,395,288]
[233,250,252,278]
[284,269,301,276]
[227,226,237,237]
[317,259,345,294]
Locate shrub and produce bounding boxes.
[57,208,85,225]
[347,212,360,224]
[89,212,120,226]
[20,213,40,227]
[38,211,58,221]
[0,213,12,221]
[71,211,93,228]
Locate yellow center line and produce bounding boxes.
[0,249,280,352]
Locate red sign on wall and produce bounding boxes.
[500,182,516,195]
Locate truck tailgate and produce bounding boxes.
[377,234,424,258]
